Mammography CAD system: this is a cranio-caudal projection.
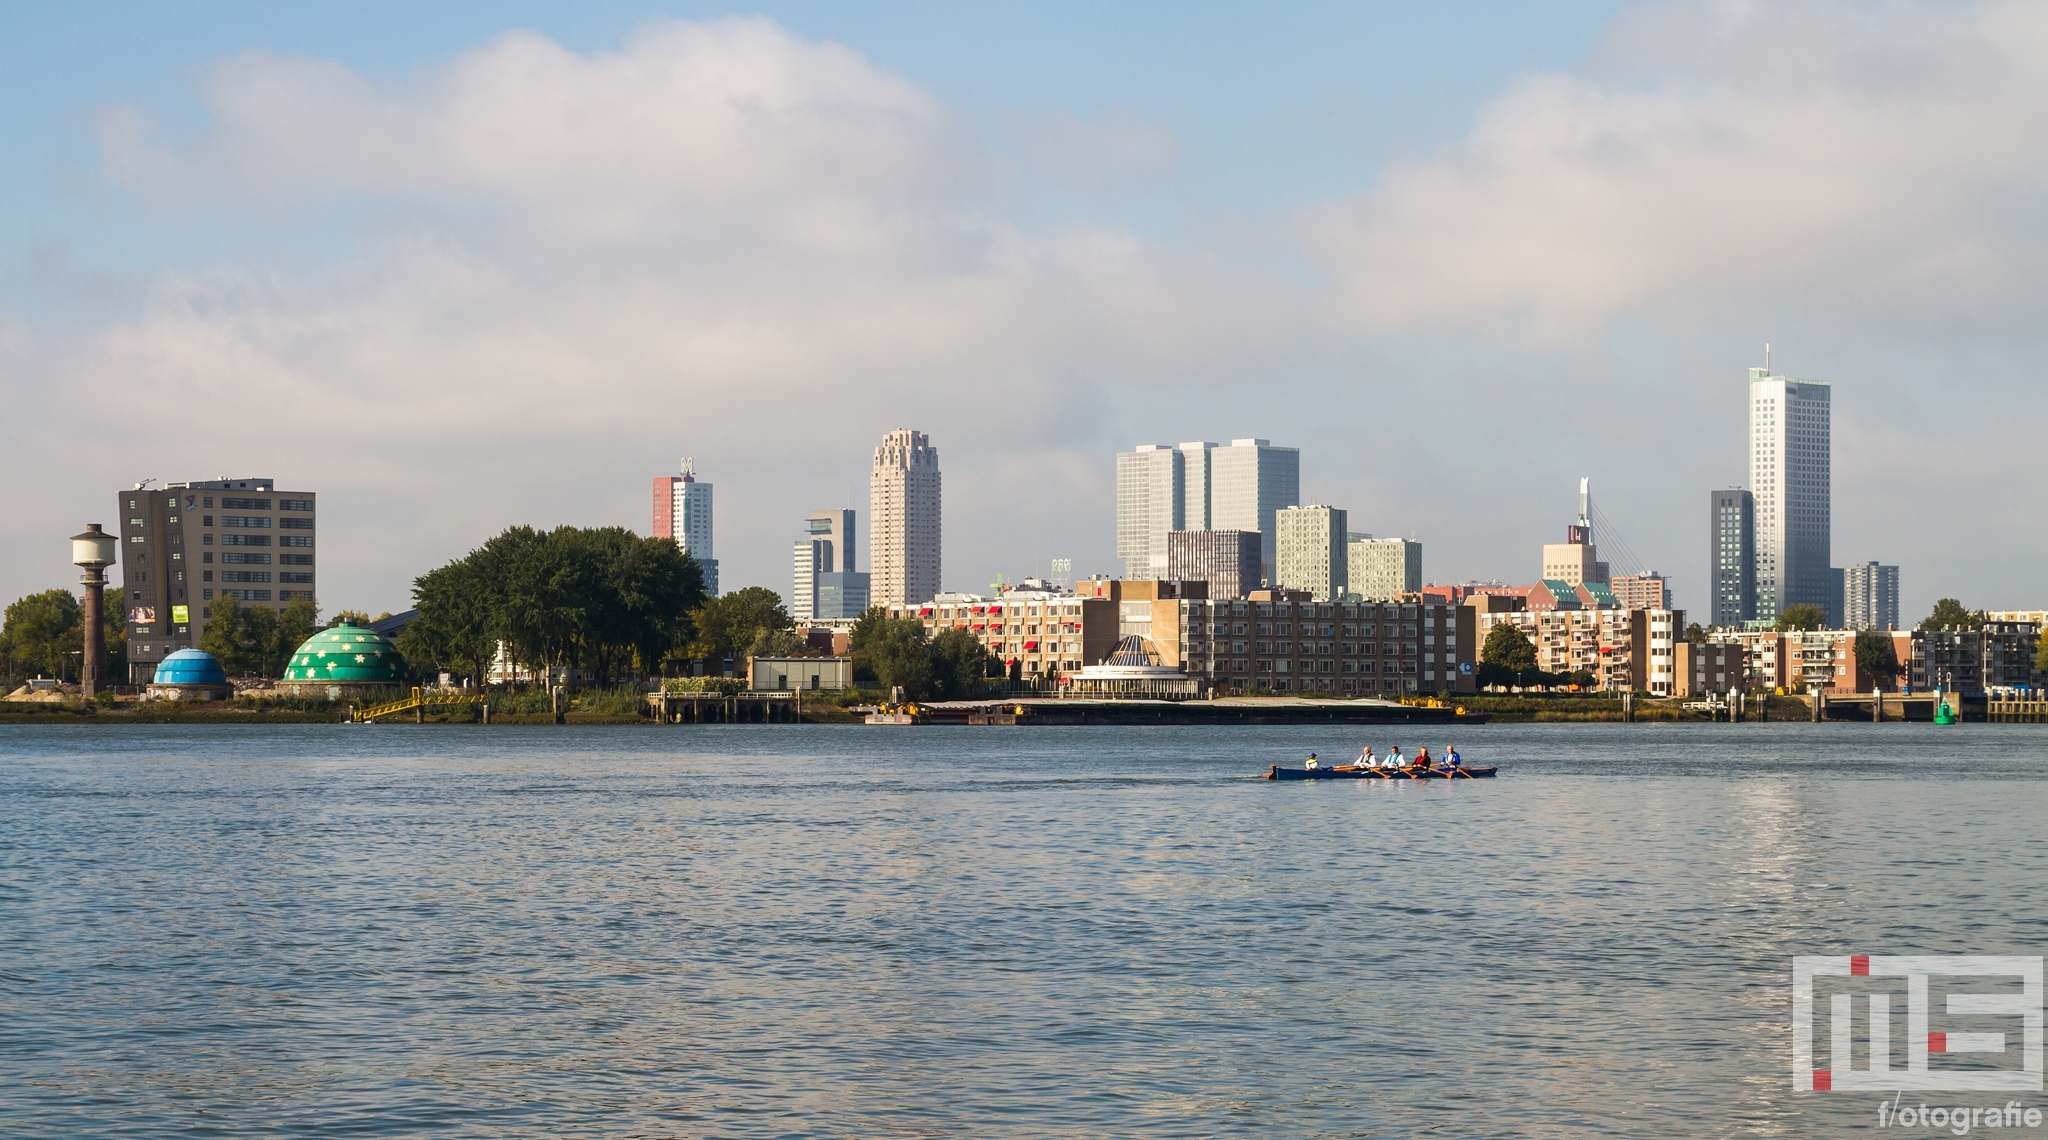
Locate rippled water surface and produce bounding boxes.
[3,722,2046,1137]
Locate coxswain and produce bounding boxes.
[1304,752,1321,770]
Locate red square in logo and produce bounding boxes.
[1850,955,1870,976]
[1812,1071,1832,1091]
[1929,1032,1947,1053]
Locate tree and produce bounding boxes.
[865,616,934,699]
[328,609,373,628]
[201,594,278,676]
[1774,604,1828,631]
[845,606,889,688]
[749,627,806,658]
[1854,630,1903,689]
[1918,598,1986,632]
[103,586,129,682]
[269,596,321,677]
[1684,622,1707,643]
[2037,633,2048,680]
[2,589,83,680]
[929,628,993,700]
[688,586,792,665]
[1481,622,1537,672]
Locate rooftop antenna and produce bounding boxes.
[1764,342,1771,373]
[1578,477,1592,544]
[680,457,695,479]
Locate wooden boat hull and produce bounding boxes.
[1266,764,1497,780]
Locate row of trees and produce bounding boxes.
[399,526,711,684]
[0,588,127,685]
[847,610,996,700]
[198,595,327,678]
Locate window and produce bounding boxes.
[203,534,213,545]
[170,552,181,561]
[128,517,144,527]
[202,553,213,563]
[221,571,271,583]
[281,554,313,566]
[129,535,146,543]
[221,497,270,510]
[280,499,313,511]
[168,515,178,525]
[220,535,270,547]
[221,516,270,528]
[222,552,271,564]
[280,573,313,584]
[223,589,271,601]
[280,536,312,548]
[279,518,313,530]
[203,589,213,599]
[202,571,213,582]
[202,515,213,526]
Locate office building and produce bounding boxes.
[1842,562,1899,630]
[117,477,316,683]
[793,510,870,623]
[653,458,717,595]
[1347,535,1422,601]
[1541,479,1610,586]
[1709,489,1755,627]
[1610,572,1670,611]
[1749,361,1831,620]
[1165,529,1261,600]
[870,429,941,607]
[1116,438,1297,584]
[1275,506,1347,601]
[1210,439,1299,586]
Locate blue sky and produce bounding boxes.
[3,1,2044,620]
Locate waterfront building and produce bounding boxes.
[1475,607,1685,694]
[746,656,853,692]
[1136,597,1479,696]
[653,458,718,595]
[1709,489,1755,627]
[889,592,1119,681]
[117,477,316,684]
[1165,529,1261,600]
[1841,562,1900,630]
[869,429,942,607]
[1274,506,1347,601]
[1610,572,1670,611]
[792,510,869,623]
[1673,641,1745,697]
[1347,535,1422,601]
[1749,362,1832,621]
[1909,622,2038,694]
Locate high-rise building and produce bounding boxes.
[653,458,717,595]
[869,429,941,607]
[1709,489,1755,627]
[1749,362,1831,620]
[1208,439,1299,586]
[1610,572,1670,611]
[1541,480,1609,586]
[1346,535,1422,601]
[793,509,870,622]
[1165,530,1261,600]
[117,477,317,683]
[1842,561,1900,630]
[1275,506,1347,601]
[1116,439,1296,583]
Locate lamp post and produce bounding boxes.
[71,524,116,699]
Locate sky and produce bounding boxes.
[4,0,2045,622]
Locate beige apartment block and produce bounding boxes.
[1477,607,1685,694]
[1347,535,1421,600]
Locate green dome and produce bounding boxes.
[282,623,407,683]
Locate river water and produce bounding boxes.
[2,722,2044,1137]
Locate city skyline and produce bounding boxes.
[2,5,2041,621]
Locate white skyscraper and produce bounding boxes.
[1749,362,1831,620]
[652,458,716,595]
[869,429,941,607]
[1209,439,1300,587]
[1116,439,1297,585]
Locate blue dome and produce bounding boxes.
[154,648,227,686]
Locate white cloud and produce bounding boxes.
[5,4,2046,619]
[1021,108,1180,198]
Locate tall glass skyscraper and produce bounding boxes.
[1748,365,1831,620]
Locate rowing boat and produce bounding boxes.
[1266,764,1497,780]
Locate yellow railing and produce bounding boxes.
[352,686,489,723]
